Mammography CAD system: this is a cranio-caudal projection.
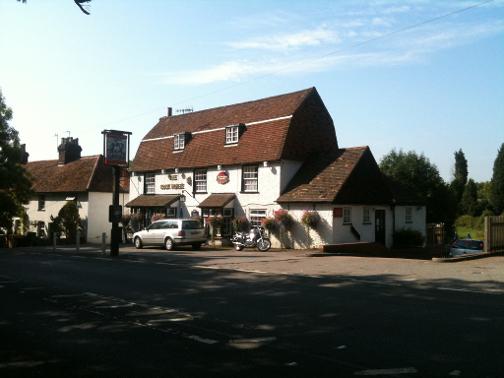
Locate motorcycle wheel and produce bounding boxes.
[235,245,244,251]
[257,238,271,252]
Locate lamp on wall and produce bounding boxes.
[263,161,268,167]
[180,194,186,203]
[174,168,179,173]
[217,164,222,170]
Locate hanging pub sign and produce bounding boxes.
[216,171,229,185]
[102,129,132,167]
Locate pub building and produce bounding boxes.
[127,88,426,248]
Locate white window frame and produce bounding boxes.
[174,133,185,150]
[343,207,352,225]
[242,165,258,192]
[144,173,156,194]
[250,209,267,227]
[405,207,413,224]
[166,207,177,218]
[225,126,239,144]
[194,169,207,193]
[363,207,371,224]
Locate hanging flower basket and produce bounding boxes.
[151,213,165,223]
[274,209,294,231]
[232,216,250,232]
[261,217,279,233]
[301,211,321,229]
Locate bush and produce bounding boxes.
[55,202,81,241]
[261,217,279,233]
[274,209,294,230]
[232,216,250,232]
[393,229,424,248]
[301,211,321,229]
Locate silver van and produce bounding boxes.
[133,219,206,250]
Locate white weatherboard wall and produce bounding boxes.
[278,204,334,249]
[87,192,129,242]
[394,205,427,237]
[332,205,394,248]
[25,193,89,236]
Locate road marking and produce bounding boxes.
[185,335,219,345]
[354,367,418,375]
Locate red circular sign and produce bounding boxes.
[216,171,229,185]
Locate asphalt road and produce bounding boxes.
[1,248,503,377]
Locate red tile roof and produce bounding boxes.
[25,155,129,193]
[131,87,337,171]
[198,193,236,208]
[126,194,179,208]
[277,147,392,204]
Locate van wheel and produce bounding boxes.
[134,237,143,249]
[192,243,201,250]
[165,238,174,251]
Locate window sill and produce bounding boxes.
[194,192,208,195]
[240,191,259,194]
[173,149,184,154]
[362,222,372,225]
[224,143,238,147]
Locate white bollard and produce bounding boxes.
[76,230,80,252]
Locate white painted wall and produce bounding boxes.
[331,205,394,248]
[25,193,89,237]
[87,191,129,242]
[394,205,427,237]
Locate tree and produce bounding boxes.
[16,0,92,15]
[380,149,457,226]
[450,149,468,206]
[460,179,478,216]
[54,201,81,242]
[0,89,32,234]
[490,143,504,214]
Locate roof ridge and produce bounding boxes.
[26,154,102,165]
[158,87,315,121]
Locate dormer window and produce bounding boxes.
[174,133,185,150]
[225,126,239,144]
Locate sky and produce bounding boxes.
[1,0,503,182]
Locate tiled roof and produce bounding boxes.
[198,193,236,208]
[25,155,129,193]
[126,194,180,208]
[131,87,338,171]
[277,146,392,204]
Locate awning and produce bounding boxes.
[126,194,180,208]
[198,193,236,208]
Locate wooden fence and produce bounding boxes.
[484,215,504,253]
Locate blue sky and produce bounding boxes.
[1,0,503,182]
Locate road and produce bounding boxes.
[1,247,503,377]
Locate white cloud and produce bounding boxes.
[228,26,340,51]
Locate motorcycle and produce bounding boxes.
[231,225,271,252]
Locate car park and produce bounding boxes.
[133,218,206,251]
[450,238,484,257]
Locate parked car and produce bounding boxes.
[133,219,206,251]
[450,238,484,257]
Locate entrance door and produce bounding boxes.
[375,210,386,245]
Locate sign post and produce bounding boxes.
[102,130,132,257]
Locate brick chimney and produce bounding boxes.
[58,137,82,165]
[19,144,29,164]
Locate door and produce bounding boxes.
[375,210,386,245]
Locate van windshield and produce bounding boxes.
[182,220,203,230]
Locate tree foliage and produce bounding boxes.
[490,143,504,214]
[380,149,456,226]
[0,89,32,233]
[53,201,81,241]
[450,149,468,206]
[16,0,92,15]
[460,179,478,216]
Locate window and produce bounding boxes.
[250,209,267,227]
[343,207,352,224]
[38,195,45,211]
[144,173,156,194]
[174,133,185,150]
[166,207,177,218]
[194,169,207,193]
[225,126,239,144]
[363,207,371,224]
[242,165,258,192]
[405,207,413,224]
